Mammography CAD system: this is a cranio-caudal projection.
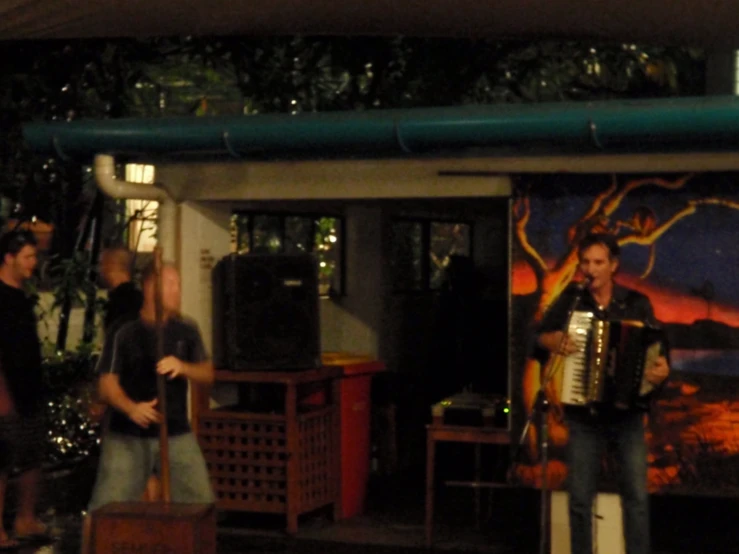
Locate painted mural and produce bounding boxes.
[509,172,739,495]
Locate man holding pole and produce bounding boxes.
[86,259,215,511]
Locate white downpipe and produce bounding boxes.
[93,154,177,261]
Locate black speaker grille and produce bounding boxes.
[213,253,321,371]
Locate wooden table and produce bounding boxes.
[425,423,510,547]
[192,366,342,534]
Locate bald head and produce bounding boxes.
[100,247,134,288]
[101,247,133,269]
[141,261,181,317]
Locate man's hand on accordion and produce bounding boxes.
[645,356,670,386]
[538,331,580,357]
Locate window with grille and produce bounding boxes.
[230,212,344,296]
[390,218,472,291]
[123,164,158,253]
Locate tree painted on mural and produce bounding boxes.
[514,172,739,485]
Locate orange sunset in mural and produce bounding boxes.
[510,172,739,495]
[513,260,739,327]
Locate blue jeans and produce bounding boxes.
[87,431,215,512]
[565,409,649,554]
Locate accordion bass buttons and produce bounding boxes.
[588,320,608,403]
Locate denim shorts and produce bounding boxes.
[87,431,215,512]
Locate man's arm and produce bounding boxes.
[98,329,161,428]
[157,358,214,385]
[183,360,215,385]
[535,287,581,356]
[638,294,670,390]
[97,373,134,413]
[98,373,160,428]
[156,322,215,385]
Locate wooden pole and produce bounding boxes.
[153,246,171,502]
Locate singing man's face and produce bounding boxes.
[578,243,618,291]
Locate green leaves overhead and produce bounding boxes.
[0,36,705,123]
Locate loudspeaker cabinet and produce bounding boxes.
[212,253,320,371]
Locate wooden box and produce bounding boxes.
[89,502,216,554]
[192,367,341,533]
[551,491,625,554]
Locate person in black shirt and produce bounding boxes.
[87,261,215,511]
[99,247,143,334]
[535,233,669,554]
[0,229,47,547]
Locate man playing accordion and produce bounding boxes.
[535,232,670,554]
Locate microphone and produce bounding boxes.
[577,276,592,291]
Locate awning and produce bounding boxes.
[22,96,739,163]
[1,0,739,49]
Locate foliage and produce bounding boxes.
[167,37,705,112]
[39,349,100,471]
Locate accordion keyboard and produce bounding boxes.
[559,310,595,406]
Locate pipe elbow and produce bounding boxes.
[92,154,116,193]
[93,153,169,201]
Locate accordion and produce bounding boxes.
[559,311,665,409]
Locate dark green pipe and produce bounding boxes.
[22,96,739,161]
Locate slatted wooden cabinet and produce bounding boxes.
[192,367,342,533]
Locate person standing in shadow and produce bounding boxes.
[0,230,49,547]
[100,247,144,335]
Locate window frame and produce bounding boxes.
[390,216,475,293]
[230,210,346,297]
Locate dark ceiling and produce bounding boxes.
[0,0,737,49]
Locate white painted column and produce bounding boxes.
[178,201,234,412]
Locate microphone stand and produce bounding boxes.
[513,282,588,554]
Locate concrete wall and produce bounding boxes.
[325,204,385,357]
[177,201,232,355]
[177,201,234,407]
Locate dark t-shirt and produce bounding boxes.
[535,282,669,415]
[99,316,208,438]
[0,281,43,417]
[104,281,143,333]
[96,282,143,380]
